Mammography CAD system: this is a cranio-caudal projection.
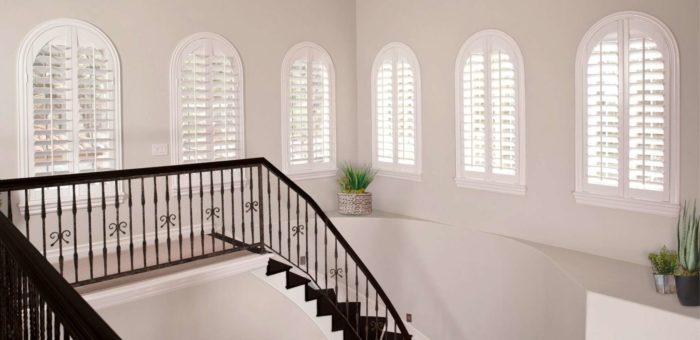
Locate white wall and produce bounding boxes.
[333,216,586,340]
[97,272,326,340]
[355,0,700,265]
[0,0,357,209]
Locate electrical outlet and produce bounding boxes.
[300,255,306,266]
[406,313,412,322]
[151,144,168,156]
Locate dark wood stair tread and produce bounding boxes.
[285,271,311,289]
[266,258,291,276]
[305,285,336,302]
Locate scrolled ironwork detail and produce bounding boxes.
[245,201,259,213]
[108,221,128,237]
[292,224,305,236]
[159,214,176,229]
[329,268,343,279]
[49,230,71,247]
[369,320,384,332]
[205,207,221,221]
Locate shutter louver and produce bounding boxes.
[31,27,117,176]
[178,40,241,164]
[462,53,487,172]
[376,60,393,163]
[396,59,416,165]
[586,33,620,187]
[628,35,665,192]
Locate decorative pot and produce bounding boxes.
[653,274,676,294]
[337,192,372,215]
[674,275,700,306]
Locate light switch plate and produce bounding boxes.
[151,144,168,156]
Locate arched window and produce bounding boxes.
[574,12,679,215]
[18,19,122,178]
[371,42,421,180]
[281,42,336,178]
[171,32,244,164]
[455,30,526,194]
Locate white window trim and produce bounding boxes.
[371,42,422,181]
[169,32,246,166]
[280,41,337,180]
[574,11,680,216]
[17,18,123,213]
[454,29,526,195]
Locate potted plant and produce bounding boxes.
[675,201,700,306]
[648,246,677,294]
[337,163,376,215]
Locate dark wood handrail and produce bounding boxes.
[0,212,120,339]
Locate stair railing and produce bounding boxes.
[0,157,411,339]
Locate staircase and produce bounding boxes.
[265,258,406,340]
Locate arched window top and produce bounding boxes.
[371,42,422,180]
[170,32,245,164]
[281,42,336,179]
[18,18,122,178]
[574,11,680,216]
[454,30,526,195]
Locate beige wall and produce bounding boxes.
[355,0,700,265]
[0,0,357,210]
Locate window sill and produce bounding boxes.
[573,191,680,217]
[19,194,124,216]
[286,168,337,181]
[376,170,422,182]
[455,178,526,195]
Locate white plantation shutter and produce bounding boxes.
[372,43,421,176]
[577,14,678,207]
[172,33,244,164]
[586,33,620,187]
[575,12,679,214]
[282,42,335,176]
[22,21,120,177]
[456,30,524,192]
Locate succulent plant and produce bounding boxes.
[677,201,700,275]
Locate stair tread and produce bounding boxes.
[285,271,311,289]
[381,331,410,340]
[305,286,337,302]
[266,259,292,276]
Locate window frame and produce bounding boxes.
[169,32,246,166]
[280,41,337,180]
[371,42,422,181]
[574,11,680,216]
[17,18,123,213]
[454,29,526,195]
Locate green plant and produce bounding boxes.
[338,163,377,193]
[677,201,700,276]
[648,246,677,275]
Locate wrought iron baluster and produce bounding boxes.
[220,170,226,250]
[239,168,245,244]
[72,184,78,282]
[365,277,369,339]
[56,186,64,276]
[230,169,236,249]
[177,174,183,260]
[140,178,147,268]
[324,223,328,290]
[355,263,359,333]
[189,174,194,257]
[114,180,121,273]
[165,175,171,262]
[277,177,281,254]
[128,179,134,271]
[257,165,265,249]
[101,182,107,276]
[314,213,318,281]
[375,290,379,339]
[6,191,11,222]
[41,188,46,257]
[249,167,255,244]
[334,238,338,296]
[153,176,159,265]
[23,190,29,243]
[296,193,300,265]
[199,172,204,255]
[87,185,93,279]
[305,202,309,273]
[209,171,215,252]
[345,250,349,318]
[267,169,272,248]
